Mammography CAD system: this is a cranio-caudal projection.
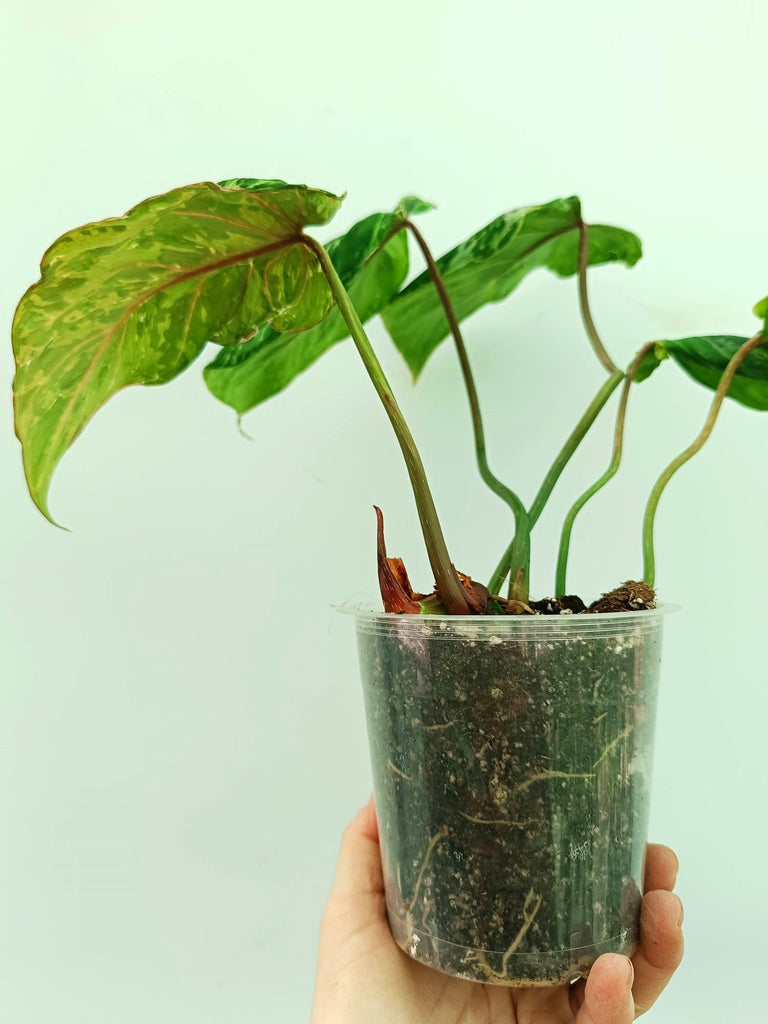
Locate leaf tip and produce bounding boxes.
[626,235,643,266]
[405,349,430,382]
[236,415,253,441]
[34,492,68,531]
[18,450,65,529]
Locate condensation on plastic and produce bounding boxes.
[352,607,670,986]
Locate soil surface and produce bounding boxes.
[529,595,587,615]
[527,582,656,617]
[587,582,656,615]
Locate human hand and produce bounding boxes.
[310,795,683,1024]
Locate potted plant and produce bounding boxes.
[11,179,767,986]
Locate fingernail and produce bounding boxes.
[675,894,684,927]
[624,959,635,989]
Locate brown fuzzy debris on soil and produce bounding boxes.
[587,581,656,614]
[523,582,656,617]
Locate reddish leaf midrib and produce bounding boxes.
[44,236,298,485]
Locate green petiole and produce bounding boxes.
[642,333,766,587]
[555,344,656,596]
[305,236,470,614]
[405,220,531,603]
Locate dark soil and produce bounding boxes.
[357,607,663,986]
[529,595,587,615]
[523,583,656,617]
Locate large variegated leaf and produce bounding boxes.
[203,197,432,415]
[380,196,641,376]
[13,179,342,520]
[659,335,768,410]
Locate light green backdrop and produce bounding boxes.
[1,0,766,1020]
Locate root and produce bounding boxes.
[421,894,436,938]
[502,890,543,972]
[387,759,412,781]
[458,811,542,828]
[407,825,449,914]
[593,723,634,769]
[514,770,595,794]
[423,720,456,731]
[473,949,496,980]
[473,888,543,982]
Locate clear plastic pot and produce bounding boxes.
[353,608,669,987]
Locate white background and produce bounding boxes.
[1,1,767,1020]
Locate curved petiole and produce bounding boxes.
[642,333,766,587]
[555,344,656,596]
[405,219,531,603]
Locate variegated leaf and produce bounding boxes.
[13,179,342,520]
[203,197,433,415]
[381,196,641,376]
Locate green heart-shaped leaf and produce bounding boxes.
[380,196,642,377]
[13,179,343,521]
[203,198,433,416]
[658,335,768,410]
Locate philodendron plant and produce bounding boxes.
[12,179,768,988]
[11,179,768,613]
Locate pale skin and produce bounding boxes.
[311,795,683,1024]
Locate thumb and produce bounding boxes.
[577,954,635,1024]
[329,794,386,908]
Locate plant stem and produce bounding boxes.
[304,235,470,614]
[578,220,619,375]
[488,222,624,596]
[555,344,656,596]
[487,545,513,597]
[405,220,531,602]
[529,370,625,527]
[488,371,624,593]
[642,332,766,587]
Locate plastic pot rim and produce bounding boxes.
[339,600,678,640]
[338,600,679,621]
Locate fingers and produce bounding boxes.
[573,845,682,1020]
[631,888,684,1015]
[329,793,385,903]
[313,798,389,1020]
[576,953,635,1024]
[643,843,678,893]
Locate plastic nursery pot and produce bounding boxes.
[353,607,670,987]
